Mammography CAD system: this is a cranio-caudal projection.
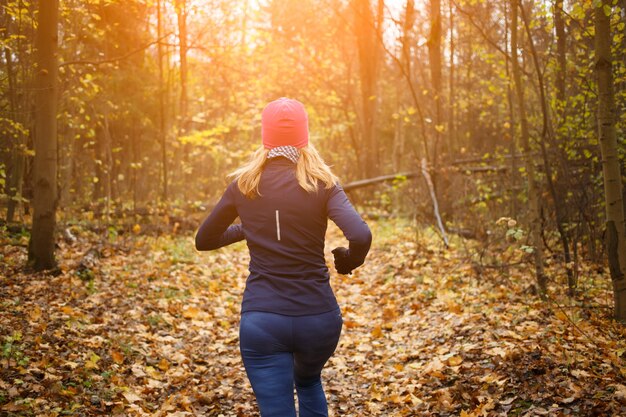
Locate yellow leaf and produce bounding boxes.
[158,357,170,371]
[446,300,463,313]
[183,306,200,319]
[382,307,397,321]
[447,355,463,366]
[85,351,100,370]
[555,310,568,321]
[208,280,220,293]
[61,306,75,315]
[145,366,161,379]
[369,383,383,401]
[29,306,42,322]
[371,325,383,339]
[423,357,445,375]
[386,394,402,403]
[132,224,141,234]
[406,393,423,406]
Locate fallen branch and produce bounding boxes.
[342,165,505,191]
[456,165,507,173]
[421,158,449,248]
[447,227,477,240]
[343,172,418,192]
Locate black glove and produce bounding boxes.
[332,247,354,275]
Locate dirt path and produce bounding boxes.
[1,220,625,416]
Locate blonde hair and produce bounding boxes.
[230,144,338,198]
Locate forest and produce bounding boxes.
[1,0,626,415]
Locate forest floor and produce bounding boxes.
[1,218,626,417]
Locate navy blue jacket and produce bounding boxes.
[195,157,372,315]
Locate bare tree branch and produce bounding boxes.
[59,33,173,68]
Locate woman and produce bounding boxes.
[195,97,371,417]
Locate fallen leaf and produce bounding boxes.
[122,391,142,403]
[111,349,124,364]
[447,355,463,366]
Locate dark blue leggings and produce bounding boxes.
[239,308,343,417]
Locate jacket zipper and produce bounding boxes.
[275,210,281,241]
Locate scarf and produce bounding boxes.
[267,145,300,164]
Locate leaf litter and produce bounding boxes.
[1,219,626,416]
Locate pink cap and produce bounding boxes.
[261,98,309,149]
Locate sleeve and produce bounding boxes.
[327,184,372,270]
[195,182,245,251]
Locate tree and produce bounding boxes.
[28,0,59,270]
[520,1,575,293]
[175,0,189,136]
[594,0,626,320]
[352,0,382,178]
[509,0,546,293]
[428,0,443,161]
[392,0,415,174]
[157,0,168,202]
[554,0,566,104]
[2,1,34,224]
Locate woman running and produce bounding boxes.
[195,97,372,417]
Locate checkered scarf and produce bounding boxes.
[267,145,300,164]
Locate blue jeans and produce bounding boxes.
[239,308,343,417]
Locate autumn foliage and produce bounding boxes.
[2,220,626,416]
[2,0,626,415]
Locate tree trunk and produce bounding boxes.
[28,0,59,270]
[176,0,188,135]
[428,0,443,161]
[448,0,456,153]
[103,114,113,220]
[393,0,415,174]
[594,0,626,320]
[353,0,380,178]
[57,125,71,210]
[175,0,191,200]
[157,0,168,201]
[94,122,105,201]
[3,10,26,224]
[503,0,518,219]
[428,0,449,217]
[520,2,575,293]
[509,0,546,293]
[554,0,566,103]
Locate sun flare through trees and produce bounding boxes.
[1,0,626,415]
